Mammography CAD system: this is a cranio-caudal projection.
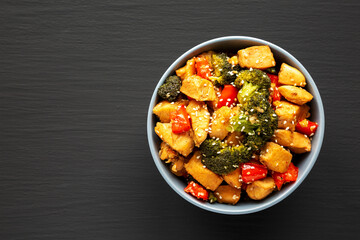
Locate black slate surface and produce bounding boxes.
[0,0,359,239]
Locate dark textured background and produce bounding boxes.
[0,0,359,239]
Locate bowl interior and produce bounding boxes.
[147,36,325,214]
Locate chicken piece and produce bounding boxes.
[180,75,216,101]
[170,156,187,177]
[159,142,179,162]
[184,151,223,191]
[152,99,189,123]
[246,177,276,200]
[186,100,210,147]
[222,167,242,189]
[175,57,196,80]
[207,86,221,111]
[273,100,310,131]
[228,55,239,66]
[224,131,244,147]
[214,185,241,205]
[238,45,276,70]
[278,85,313,105]
[209,106,234,140]
[272,129,311,154]
[154,123,194,157]
[278,63,306,87]
[260,142,292,173]
[289,132,312,153]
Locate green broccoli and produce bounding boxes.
[229,107,277,151]
[234,69,271,104]
[200,139,251,175]
[243,91,270,114]
[208,192,218,203]
[228,111,258,135]
[265,67,277,74]
[256,107,278,138]
[228,69,277,151]
[243,134,266,152]
[208,53,237,86]
[199,138,226,157]
[157,75,182,102]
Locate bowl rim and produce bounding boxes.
[147,36,325,215]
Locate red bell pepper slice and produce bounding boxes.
[217,85,239,108]
[241,162,268,184]
[267,73,281,103]
[170,105,191,134]
[195,56,212,80]
[271,87,281,102]
[267,73,279,86]
[272,162,299,190]
[296,119,318,136]
[184,181,209,201]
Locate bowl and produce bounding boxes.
[147,36,325,214]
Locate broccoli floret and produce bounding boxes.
[243,91,270,114]
[232,65,243,72]
[200,139,251,175]
[199,138,226,157]
[244,134,266,151]
[265,67,277,74]
[256,107,278,138]
[229,108,278,151]
[228,111,258,135]
[208,192,218,203]
[157,75,182,101]
[208,53,237,86]
[228,68,277,152]
[234,69,271,104]
[232,144,252,161]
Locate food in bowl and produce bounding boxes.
[152,45,319,205]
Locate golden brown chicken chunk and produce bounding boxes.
[154,123,194,157]
[180,75,216,101]
[278,85,313,105]
[152,99,189,123]
[272,129,311,154]
[246,177,276,200]
[273,100,310,131]
[260,142,292,173]
[186,100,210,147]
[175,57,196,80]
[238,46,276,69]
[214,185,241,205]
[184,152,223,191]
[209,106,234,140]
[278,63,306,87]
[222,167,242,189]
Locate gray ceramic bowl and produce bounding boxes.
[147,36,325,214]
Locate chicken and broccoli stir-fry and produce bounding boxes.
[153,46,318,205]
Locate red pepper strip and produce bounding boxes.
[217,85,239,108]
[272,162,299,190]
[295,119,318,136]
[195,56,212,80]
[267,73,281,103]
[170,105,191,134]
[267,73,279,86]
[241,162,268,184]
[271,86,281,102]
[184,181,209,201]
